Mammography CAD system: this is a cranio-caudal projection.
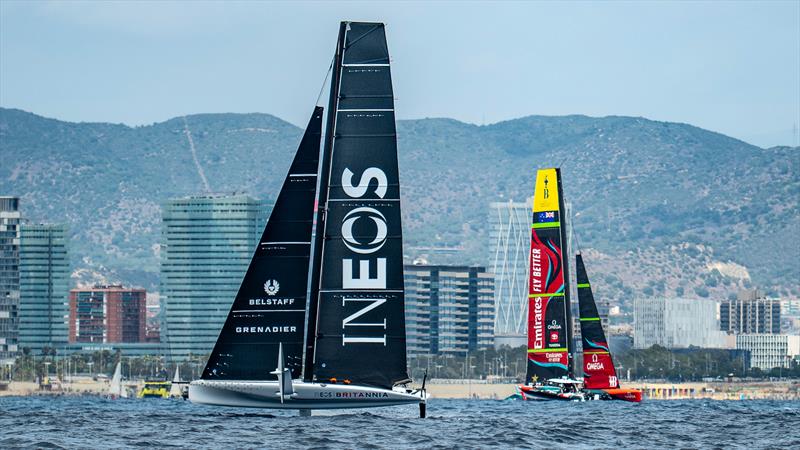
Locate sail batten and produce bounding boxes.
[526,168,573,383]
[201,107,323,381]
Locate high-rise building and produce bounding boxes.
[405,265,494,355]
[160,195,270,361]
[720,289,781,334]
[488,199,531,348]
[69,285,147,343]
[633,297,729,349]
[736,334,800,371]
[0,197,21,361]
[17,224,70,354]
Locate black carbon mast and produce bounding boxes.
[302,24,346,383]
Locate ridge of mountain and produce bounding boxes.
[1,107,797,307]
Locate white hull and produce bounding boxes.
[189,379,424,410]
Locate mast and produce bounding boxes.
[558,172,574,378]
[526,168,572,383]
[309,22,409,389]
[303,23,346,383]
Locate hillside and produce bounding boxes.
[1,107,797,306]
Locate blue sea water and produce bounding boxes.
[1,396,799,449]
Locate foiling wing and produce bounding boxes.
[576,253,619,389]
[310,22,409,389]
[201,108,323,380]
[526,168,573,383]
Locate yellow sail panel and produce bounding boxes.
[532,168,560,213]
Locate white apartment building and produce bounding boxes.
[736,334,800,371]
[634,297,728,349]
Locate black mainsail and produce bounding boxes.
[309,22,409,389]
[201,107,323,380]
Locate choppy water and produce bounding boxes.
[2,396,799,449]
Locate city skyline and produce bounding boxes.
[1,9,799,444]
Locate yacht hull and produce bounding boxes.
[189,379,424,409]
[518,385,585,401]
[603,388,643,403]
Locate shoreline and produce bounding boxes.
[2,380,799,401]
[423,381,800,400]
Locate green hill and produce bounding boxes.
[1,107,797,305]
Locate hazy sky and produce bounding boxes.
[1,1,798,148]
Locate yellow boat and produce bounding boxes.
[138,380,170,399]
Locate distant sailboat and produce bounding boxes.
[518,168,641,402]
[518,168,584,401]
[108,361,127,398]
[189,22,426,416]
[169,366,184,399]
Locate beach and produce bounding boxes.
[3,379,798,401]
[423,380,800,400]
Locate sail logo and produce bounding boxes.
[249,298,294,306]
[235,326,297,333]
[543,176,550,199]
[340,167,388,291]
[318,391,390,399]
[586,361,605,370]
[532,296,544,349]
[549,331,559,343]
[586,354,605,371]
[341,207,387,254]
[537,211,555,223]
[530,248,544,348]
[530,248,542,289]
[264,279,280,296]
[339,167,389,346]
[545,352,563,362]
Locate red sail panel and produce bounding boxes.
[583,351,618,389]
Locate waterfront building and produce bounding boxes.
[488,199,531,348]
[160,195,269,361]
[145,292,161,343]
[720,289,781,334]
[735,334,800,371]
[633,297,728,349]
[780,298,800,319]
[404,264,495,355]
[69,285,147,344]
[0,197,21,361]
[780,298,800,335]
[17,224,70,354]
